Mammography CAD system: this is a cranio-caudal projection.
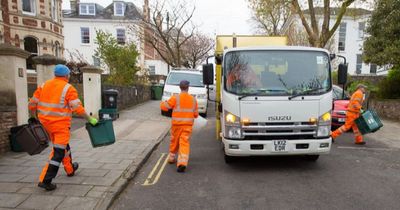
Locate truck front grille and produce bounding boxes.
[242,122,317,140]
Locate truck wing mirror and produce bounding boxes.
[338,63,348,85]
[202,64,214,85]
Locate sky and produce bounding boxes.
[61,0,254,36]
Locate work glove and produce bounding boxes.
[88,117,98,126]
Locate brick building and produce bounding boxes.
[0,0,64,154]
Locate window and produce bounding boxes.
[116,29,126,45]
[114,2,125,16]
[22,0,36,15]
[358,22,365,39]
[149,65,156,75]
[356,54,362,74]
[51,0,58,21]
[24,37,38,70]
[79,3,95,15]
[54,41,61,57]
[370,64,377,74]
[338,22,347,51]
[93,56,101,67]
[81,27,90,44]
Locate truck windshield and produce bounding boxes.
[224,50,331,96]
[166,72,204,87]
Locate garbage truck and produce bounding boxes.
[202,35,348,163]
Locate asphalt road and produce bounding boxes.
[111,103,400,210]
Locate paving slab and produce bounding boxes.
[52,185,93,197]
[0,183,25,193]
[0,193,29,208]
[78,169,110,177]
[0,166,25,174]
[0,174,26,183]
[56,197,98,210]
[18,195,64,210]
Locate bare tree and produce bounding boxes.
[134,0,197,68]
[248,0,292,35]
[291,0,357,48]
[182,33,214,69]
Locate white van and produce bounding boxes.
[162,69,208,117]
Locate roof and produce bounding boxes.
[63,1,142,20]
[303,7,372,16]
[223,46,330,54]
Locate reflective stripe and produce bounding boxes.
[353,98,362,102]
[49,160,61,167]
[59,84,71,104]
[38,110,72,117]
[69,99,81,109]
[172,117,194,122]
[174,95,180,112]
[163,101,172,109]
[176,108,195,112]
[192,97,196,112]
[54,144,67,149]
[38,101,69,109]
[31,97,39,103]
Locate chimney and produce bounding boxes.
[70,0,80,14]
[143,0,150,22]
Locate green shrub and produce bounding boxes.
[377,68,400,99]
[346,80,379,97]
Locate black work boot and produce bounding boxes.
[177,165,186,173]
[38,182,57,191]
[67,162,79,177]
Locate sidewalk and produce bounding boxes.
[0,101,170,210]
[368,119,400,149]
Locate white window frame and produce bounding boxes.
[149,65,156,75]
[356,54,362,74]
[22,0,36,16]
[51,0,58,21]
[79,3,96,16]
[80,27,90,44]
[114,2,125,16]
[358,22,365,39]
[338,22,347,52]
[116,28,126,45]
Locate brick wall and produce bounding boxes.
[0,106,17,154]
[368,99,400,122]
[102,85,151,110]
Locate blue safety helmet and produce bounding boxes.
[54,64,70,77]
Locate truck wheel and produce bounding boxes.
[304,155,319,161]
[224,154,235,164]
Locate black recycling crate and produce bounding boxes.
[14,119,50,155]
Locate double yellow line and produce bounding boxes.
[142,153,169,186]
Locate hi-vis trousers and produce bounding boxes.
[331,111,363,143]
[168,125,193,167]
[39,127,73,183]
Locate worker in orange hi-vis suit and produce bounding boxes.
[28,64,98,191]
[160,80,198,173]
[331,84,368,145]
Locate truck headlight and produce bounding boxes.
[224,111,243,139]
[317,111,331,137]
[196,94,207,99]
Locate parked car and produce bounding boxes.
[332,85,350,129]
[161,69,208,117]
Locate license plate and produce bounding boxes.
[273,140,288,152]
[338,118,346,122]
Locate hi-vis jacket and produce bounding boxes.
[347,89,364,113]
[160,92,199,126]
[28,77,85,127]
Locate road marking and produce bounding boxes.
[337,146,397,151]
[142,153,169,186]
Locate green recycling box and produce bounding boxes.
[355,109,383,134]
[85,119,116,148]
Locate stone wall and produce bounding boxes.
[102,85,151,110]
[0,106,17,154]
[367,99,400,121]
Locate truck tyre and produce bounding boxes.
[304,155,319,161]
[224,154,235,164]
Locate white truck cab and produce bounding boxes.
[162,69,208,117]
[203,44,349,163]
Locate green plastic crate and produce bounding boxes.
[85,120,116,148]
[355,110,383,134]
